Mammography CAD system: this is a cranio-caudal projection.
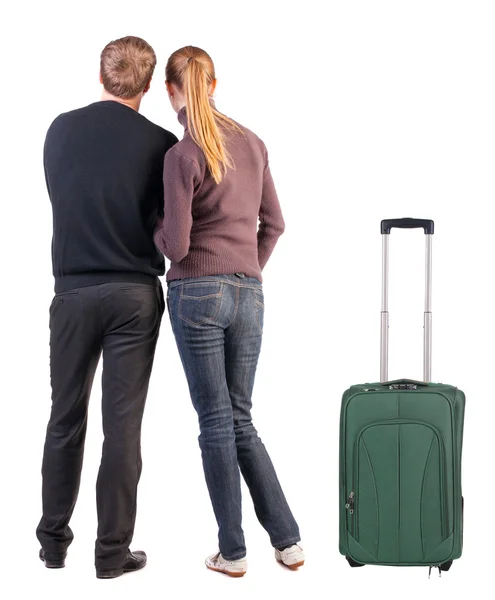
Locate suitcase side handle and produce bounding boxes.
[381,218,434,235]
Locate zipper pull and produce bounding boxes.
[345,491,355,514]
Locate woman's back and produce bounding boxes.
[157,106,285,282]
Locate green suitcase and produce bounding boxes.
[339,219,465,574]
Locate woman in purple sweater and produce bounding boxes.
[154,46,303,577]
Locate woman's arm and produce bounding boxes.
[257,146,285,270]
[154,149,200,263]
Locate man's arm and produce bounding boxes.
[155,131,179,220]
[43,117,61,200]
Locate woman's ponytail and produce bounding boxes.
[166,47,242,184]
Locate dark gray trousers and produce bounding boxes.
[36,281,164,570]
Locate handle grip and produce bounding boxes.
[383,379,430,390]
[382,379,429,387]
[381,218,434,235]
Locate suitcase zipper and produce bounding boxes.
[345,491,355,534]
[351,419,448,544]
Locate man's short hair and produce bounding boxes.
[100,36,157,99]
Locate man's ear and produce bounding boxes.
[99,72,103,85]
[143,77,152,95]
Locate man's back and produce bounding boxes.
[38,35,176,578]
[45,100,177,292]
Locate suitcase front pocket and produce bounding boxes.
[350,419,447,564]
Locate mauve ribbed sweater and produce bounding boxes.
[154,106,285,282]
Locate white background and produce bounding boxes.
[1,1,494,599]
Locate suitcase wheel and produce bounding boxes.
[440,560,453,572]
[345,556,365,568]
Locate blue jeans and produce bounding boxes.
[167,274,300,559]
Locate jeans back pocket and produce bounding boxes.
[254,288,264,333]
[178,282,224,326]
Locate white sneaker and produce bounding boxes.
[275,544,305,570]
[205,552,247,577]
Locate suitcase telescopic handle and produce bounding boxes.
[381,218,434,235]
[380,218,434,384]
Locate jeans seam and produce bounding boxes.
[225,283,240,328]
[255,294,264,334]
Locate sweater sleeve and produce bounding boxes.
[257,146,285,270]
[154,149,200,264]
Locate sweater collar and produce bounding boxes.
[177,99,217,130]
[177,106,188,128]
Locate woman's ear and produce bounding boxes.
[209,79,217,97]
[165,81,174,98]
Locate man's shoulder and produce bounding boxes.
[143,118,179,149]
[46,104,178,148]
[132,111,177,148]
[55,102,104,120]
[45,104,96,135]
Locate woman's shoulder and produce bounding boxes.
[166,135,205,170]
[227,116,264,143]
[223,116,268,159]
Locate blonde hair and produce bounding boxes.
[100,36,157,99]
[166,46,242,184]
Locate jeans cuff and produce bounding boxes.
[221,551,247,561]
[271,536,301,550]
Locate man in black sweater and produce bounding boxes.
[36,36,178,579]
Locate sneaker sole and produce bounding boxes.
[206,564,246,578]
[277,558,305,570]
